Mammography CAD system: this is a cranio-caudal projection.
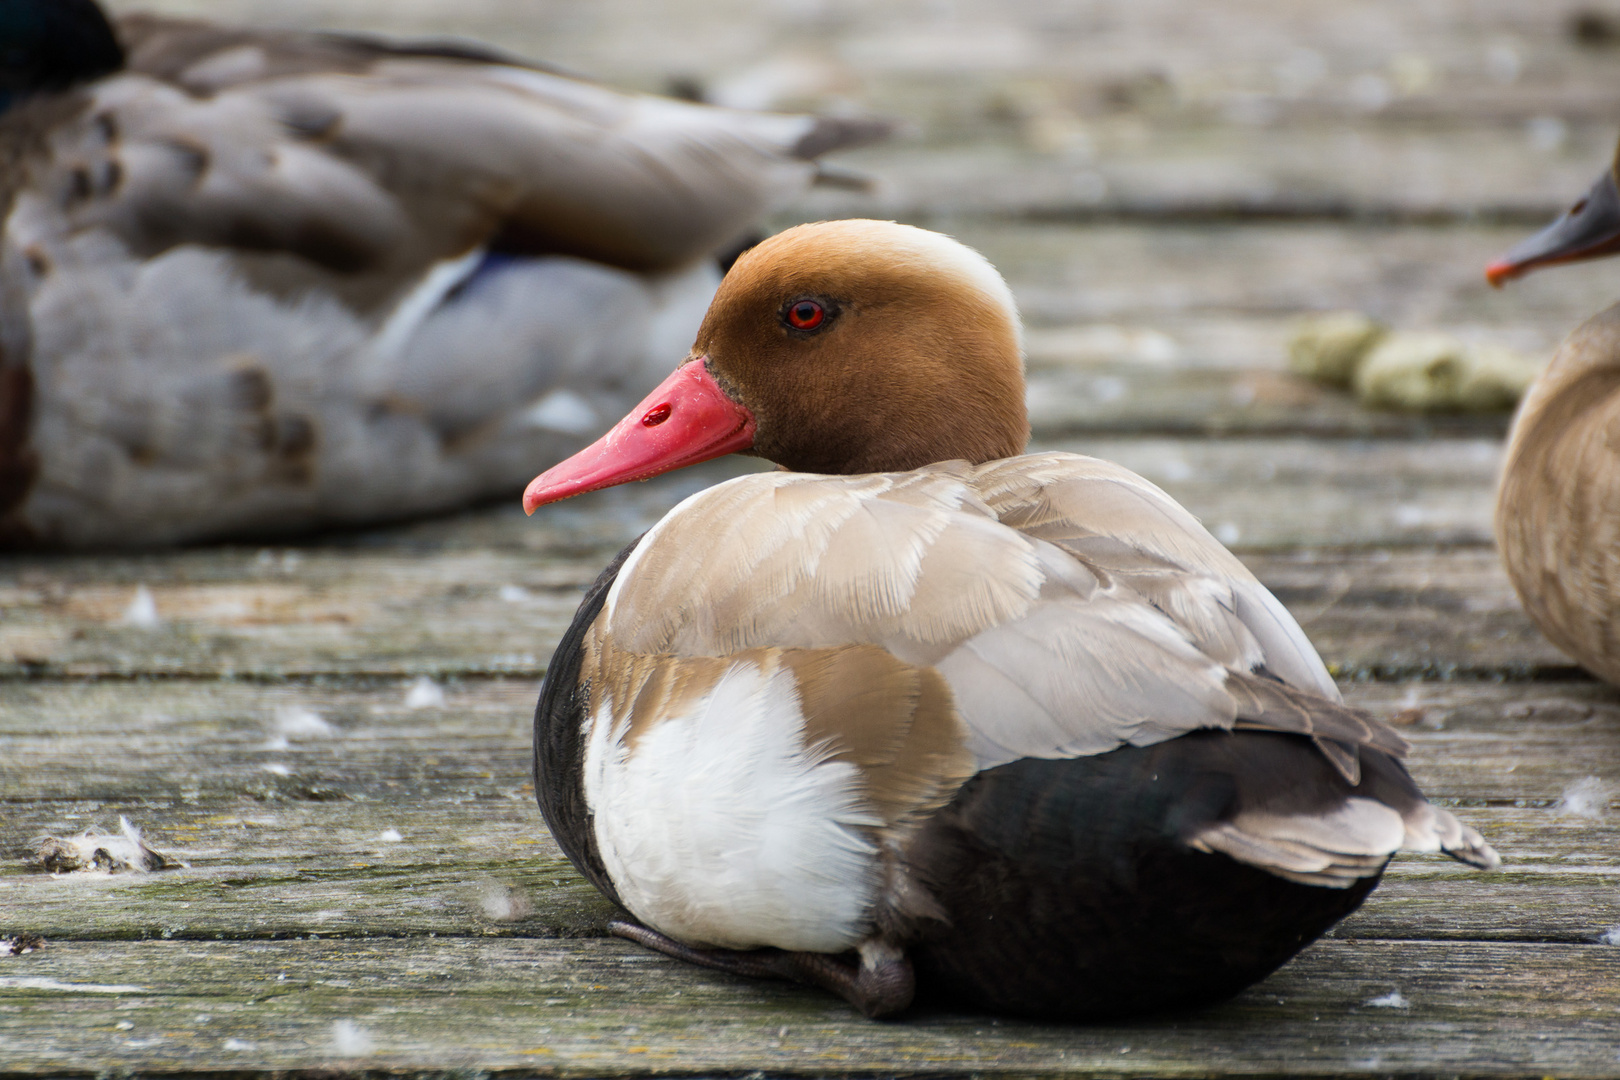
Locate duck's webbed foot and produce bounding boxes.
[608,919,914,1018]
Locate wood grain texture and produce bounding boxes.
[1245,548,1572,677]
[973,223,1607,349]
[1,938,1617,1078]
[2,677,1605,804]
[0,803,1613,946]
[2,680,1614,948]
[1026,363,1514,439]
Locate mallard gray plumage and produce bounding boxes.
[0,1,884,546]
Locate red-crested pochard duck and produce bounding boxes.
[1487,144,1620,684]
[0,0,883,547]
[526,220,1499,1020]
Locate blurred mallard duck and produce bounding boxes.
[1487,141,1620,683]
[0,0,886,546]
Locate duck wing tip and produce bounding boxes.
[1443,828,1502,872]
[1405,803,1502,871]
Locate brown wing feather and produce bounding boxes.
[1224,669,1410,785]
[786,647,975,831]
[54,16,885,278]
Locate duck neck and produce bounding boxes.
[733,330,1031,476]
[1538,302,1620,392]
[749,369,1031,475]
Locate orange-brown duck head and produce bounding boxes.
[523,219,1029,512]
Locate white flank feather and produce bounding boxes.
[583,657,879,952]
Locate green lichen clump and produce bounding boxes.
[1289,313,1542,413]
[1355,334,1540,413]
[1288,312,1387,387]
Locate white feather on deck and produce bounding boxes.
[34,817,181,874]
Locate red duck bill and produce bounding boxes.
[523,360,757,513]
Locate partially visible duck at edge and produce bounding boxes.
[1487,141,1620,685]
[524,219,1499,1020]
[0,0,885,547]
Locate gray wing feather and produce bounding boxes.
[606,460,1361,775]
[975,452,1340,699]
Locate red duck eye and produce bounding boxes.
[786,300,825,330]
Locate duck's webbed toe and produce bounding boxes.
[609,920,915,1019]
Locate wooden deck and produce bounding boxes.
[5,0,1620,1075]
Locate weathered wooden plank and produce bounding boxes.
[0,677,550,801]
[968,223,1610,349]
[2,801,1610,945]
[0,796,617,942]
[1348,679,1620,798]
[1053,437,1503,550]
[0,842,614,944]
[6,678,1613,804]
[0,546,579,680]
[106,0,1611,94]
[1245,547,1570,678]
[95,0,1620,135]
[1,938,1616,1078]
[0,543,1561,678]
[798,127,1613,224]
[2,680,1614,945]
[1026,363,1515,439]
[0,443,1544,678]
